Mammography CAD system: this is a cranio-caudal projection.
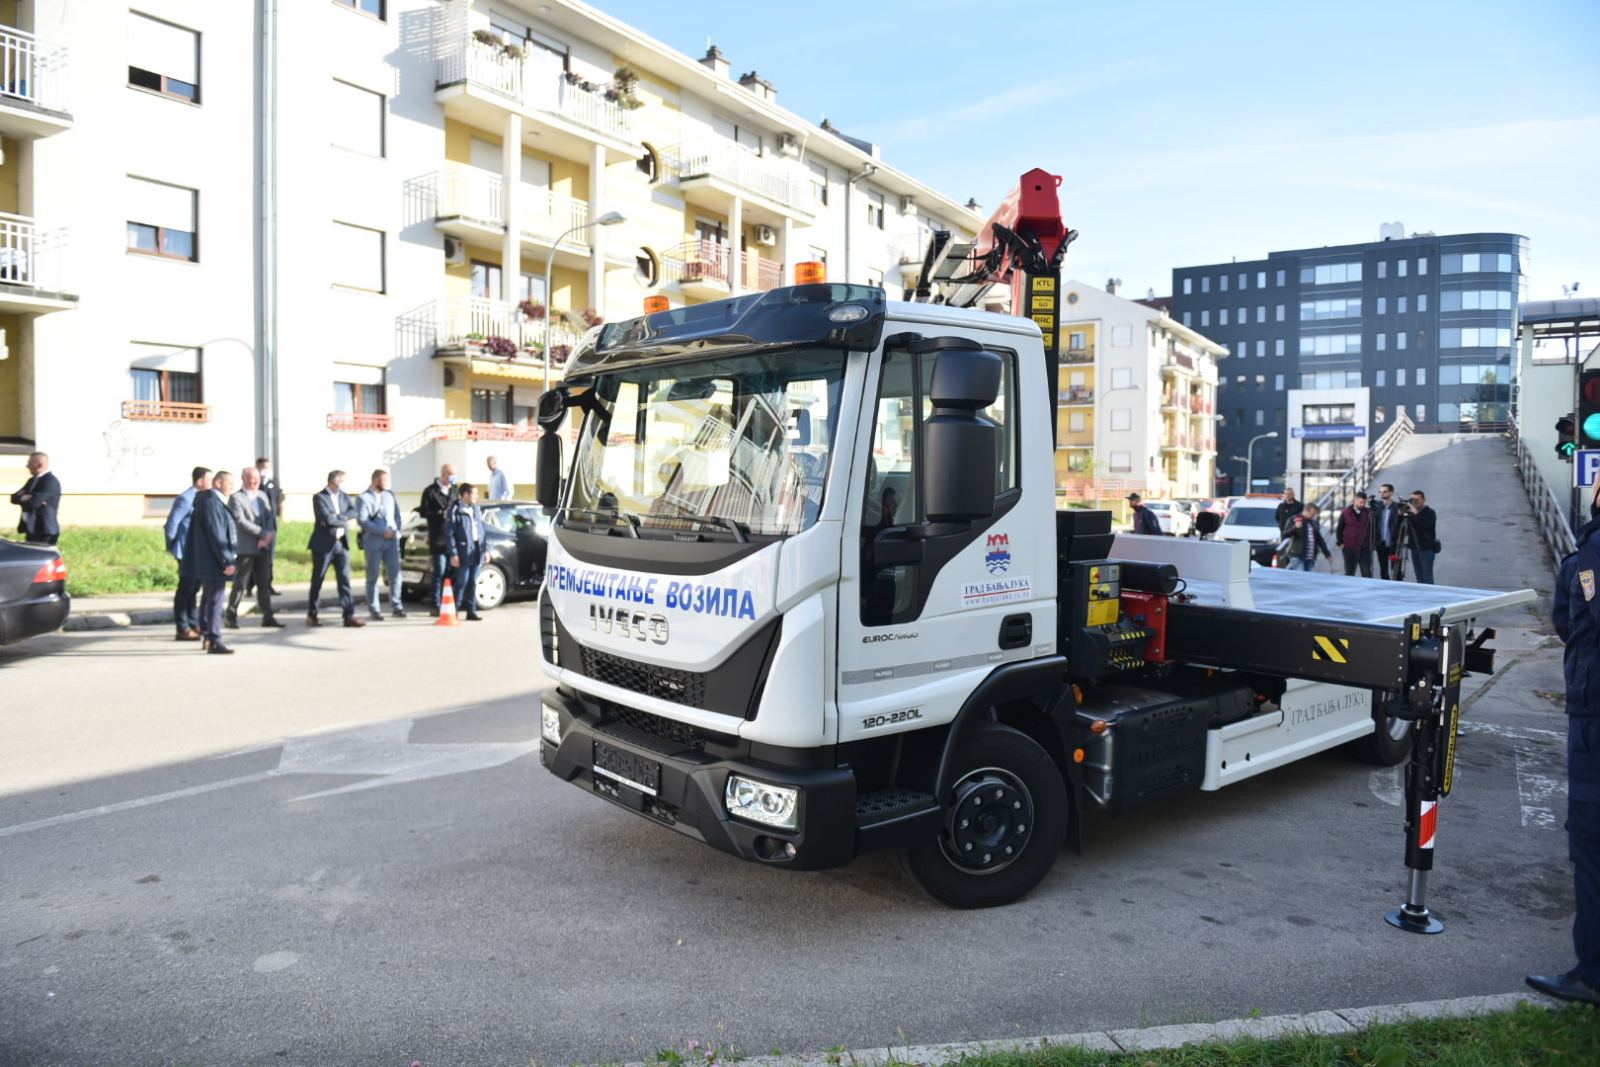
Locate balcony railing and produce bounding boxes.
[430,421,539,443]
[431,164,591,246]
[327,412,392,433]
[0,213,67,292]
[662,241,782,293]
[435,297,583,364]
[1056,386,1093,405]
[0,26,68,114]
[435,3,635,143]
[1163,350,1197,373]
[123,400,209,423]
[1061,344,1094,363]
[662,141,807,214]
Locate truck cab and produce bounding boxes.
[535,282,1524,909]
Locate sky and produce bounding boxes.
[595,0,1600,301]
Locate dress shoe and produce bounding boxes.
[1526,970,1600,1006]
[306,615,322,627]
[343,616,366,628]
[465,612,483,621]
[270,586,283,595]
[261,616,286,628]
[176,630,201,642]
[369,610,384,622]
[392,607,407,618]
[206,643,235,655]
[224,612,239,630]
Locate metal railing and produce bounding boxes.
[1061,344,1094,363]
[430,421,540,443]
[0,26,68,114]
[435,297,583,361]
[662,141,807,213]
[1056,387,1093,404]
[1309,412,1416,522]
[431,164,592,245]
[662,241,783,293]
[327,413,392,433]
[1509,416,1578,562]
[0,213,67,292]
[122,400,209,423]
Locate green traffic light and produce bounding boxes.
[1585,413,1600,442]
[1560,441,1577,458]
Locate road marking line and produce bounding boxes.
[1512,746,1565,829]
[0,772,278,838]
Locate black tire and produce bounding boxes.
[896,724,1068,908]
[1345,715,1414,765]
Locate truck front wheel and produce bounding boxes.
[897,724,1067,908]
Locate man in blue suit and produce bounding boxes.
[182,470,237,654]
[445,482,486,621]
[307,469,365,628]
[164,465,212,642]
[9,451,61,545]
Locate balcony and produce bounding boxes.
[1061,344,1095,364]
[0,214,74,314]
[434,2,638,164]
[417,164,596,269]
[1162,350,1198,376]
[1056,386,1093,406]
[327,413,392,433]
[1160,393,1182,413]
[122,400,208,423]
[662,141,812,223]
[662,241,782,299]
[432,297,585,376]
[0,27,71,138]
[1188,394,1215,417]
[430,421,539,443]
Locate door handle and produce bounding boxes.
[998,613,1032,650]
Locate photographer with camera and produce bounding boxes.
[1403,489,1440,584]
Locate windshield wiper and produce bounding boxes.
[656,512,750,543]
[561,506,642,538]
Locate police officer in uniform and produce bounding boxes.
[1528,486,1600,1005]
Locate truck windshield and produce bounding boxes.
[566,348,846,538]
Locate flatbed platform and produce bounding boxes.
[1184,566,1537,627]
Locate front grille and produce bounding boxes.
[580,646,706,708]
[595,705,706,755]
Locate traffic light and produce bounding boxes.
[1557,413,1577,461]
[1580,370,1600,453]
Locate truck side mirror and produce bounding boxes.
[923,345,1001,523]
[536,432,563,509]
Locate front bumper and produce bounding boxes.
[0,589,70,644]
[539,688,859,870]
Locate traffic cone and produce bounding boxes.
[436,578,461,627]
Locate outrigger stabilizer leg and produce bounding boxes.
[1384,613,1463,935]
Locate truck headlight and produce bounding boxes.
[541,703,562,746]
[725,776,799,830]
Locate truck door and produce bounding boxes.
[835,333,1055,744]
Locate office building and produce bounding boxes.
[0,0,982,525]
[1169,229,1527,493]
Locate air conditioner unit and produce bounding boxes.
[775,132,799,157]
[899,195,917,214]
[444,236,465,265]
[754,224,777,247]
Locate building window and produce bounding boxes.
[127,343,204,420]
[332,364,386,416]
[1111,325,1133,347]
[1375,369,1387,387]
[335,0,385,17]
[1200,310,1209,327]
[330,79,385,157]
[1398,296,1408,314]
[1255,410,1265,426]
[1376,297,1386,315]
[1274,304,1284,322]
[1417,293,1428,312]
[1220,274,1229,292]
[1441,289,1513,311]
[1299,261,1362,285]
[1068,331,1086,351]
[1182,312,1191,326]
[331,221,385,292]
[1256,340,1265,358]
[1109,450,1132,472]
[865,267,885,289]
[1110,409,1131,431]
[1219,309,1229,326]
[1275,269,1285,286]
[1201,276,1210,293]
[1274,374,1284,390]
[1297,333,1362,355]
[1377,261,1387,280]
[128,12,199,102]
[1398,259,1408,278]
[1417,367,1427,385]
[1417,257,1427,275]
[1397,368,1407,386]
[634,247,660,288]
[1183,278,1193,295]
[1300,298,1363,320]
[1396,331,1406,350]
[865,190,885,229]
[1255,305,1264,323]
[1257,271,1266,288]
[1068,411,1086,432]
[1441,252,1516,275]
[1238,273,1247,289]
[470,260,543,302]
[472,386,511,424]
[1111,367,1132,389]
[1238,306,1247,323]
[808,160,829,206]
[1376,333,1386,351]
[1415,404,1427,423]
[1275,338,1285,356]
[126,177,198,261]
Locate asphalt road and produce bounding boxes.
[0,587,1575,1066]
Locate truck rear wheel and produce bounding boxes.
[1345,715,1414,765]
[897,724,1067,908]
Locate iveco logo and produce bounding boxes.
[589,604,669,645]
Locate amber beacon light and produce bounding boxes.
[643,295,670,313]
[794,261,827,284]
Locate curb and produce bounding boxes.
[62,591,374,633]
[681,992,1544,1067]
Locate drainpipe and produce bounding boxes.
[843,163,876,284]
[257,0,279,476]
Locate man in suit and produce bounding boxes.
[307,469,365,628]
[10,451,61,545]
[182,470,238,654]
[164,466,212,642]
[1407,489,1440,585]
[1372,483,1403,580]
[225,466,283,629]
[445,482,486,621]
[245,457,284,597]
[417,463,458,617]
[358,467,406,621]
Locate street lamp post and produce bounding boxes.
[543,211,627,390]
[1243,430,1279,493]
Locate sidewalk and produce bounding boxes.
[63,582,380,631]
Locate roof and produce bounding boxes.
[1519,298,1600,342]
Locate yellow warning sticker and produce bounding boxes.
[1311,635,1351,664]
[1030,295,1056,311]
[1031,277,1056,292]
[1032,314,1055,329]
[1087,599,1119,627]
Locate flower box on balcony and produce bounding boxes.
[123,400,209,423]
[327,413,392,433]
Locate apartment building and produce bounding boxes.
[1169,229,1527,492]
[1055,281,1223,501]
[0,0,982,526]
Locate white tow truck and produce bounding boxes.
[532,174,1533,913]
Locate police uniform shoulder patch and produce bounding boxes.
[1582,569,1596,602]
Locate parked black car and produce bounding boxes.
[399,500,550,611]
[0,538,71,644]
